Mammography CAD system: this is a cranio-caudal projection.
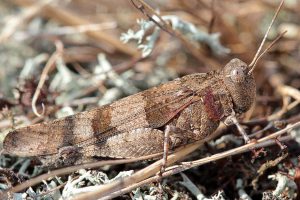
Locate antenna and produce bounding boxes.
[248,0,284,74]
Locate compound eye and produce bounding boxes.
[230,67,245,83]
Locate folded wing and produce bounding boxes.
[3,78,200,157]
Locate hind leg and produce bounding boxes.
[40,125,196,168]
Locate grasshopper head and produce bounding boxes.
[223,58,256,114]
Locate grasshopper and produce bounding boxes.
[3,0,285,168]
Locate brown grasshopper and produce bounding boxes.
[3,1,285,168]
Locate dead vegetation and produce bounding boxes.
[0,0,300,199]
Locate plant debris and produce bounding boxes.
[0,0,300,199]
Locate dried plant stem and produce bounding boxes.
[75,121,300,200]
[33,22,117,36]
[268,100,300,121]
[131,0,220,68]
[3,154,161,196]
[35,181,67,198]
[0,0,53,42]
[11,0,139,56]
[267,84,300,121]
[31,40,63,117]
[75,141,205,200]
[76,125,227,200]
[278,85,300,102]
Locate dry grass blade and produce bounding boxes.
[0,0,52,42]
[31,40,63,117]
[2,154,161,196]
[11,0,139,56]
[74,122,300,200]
